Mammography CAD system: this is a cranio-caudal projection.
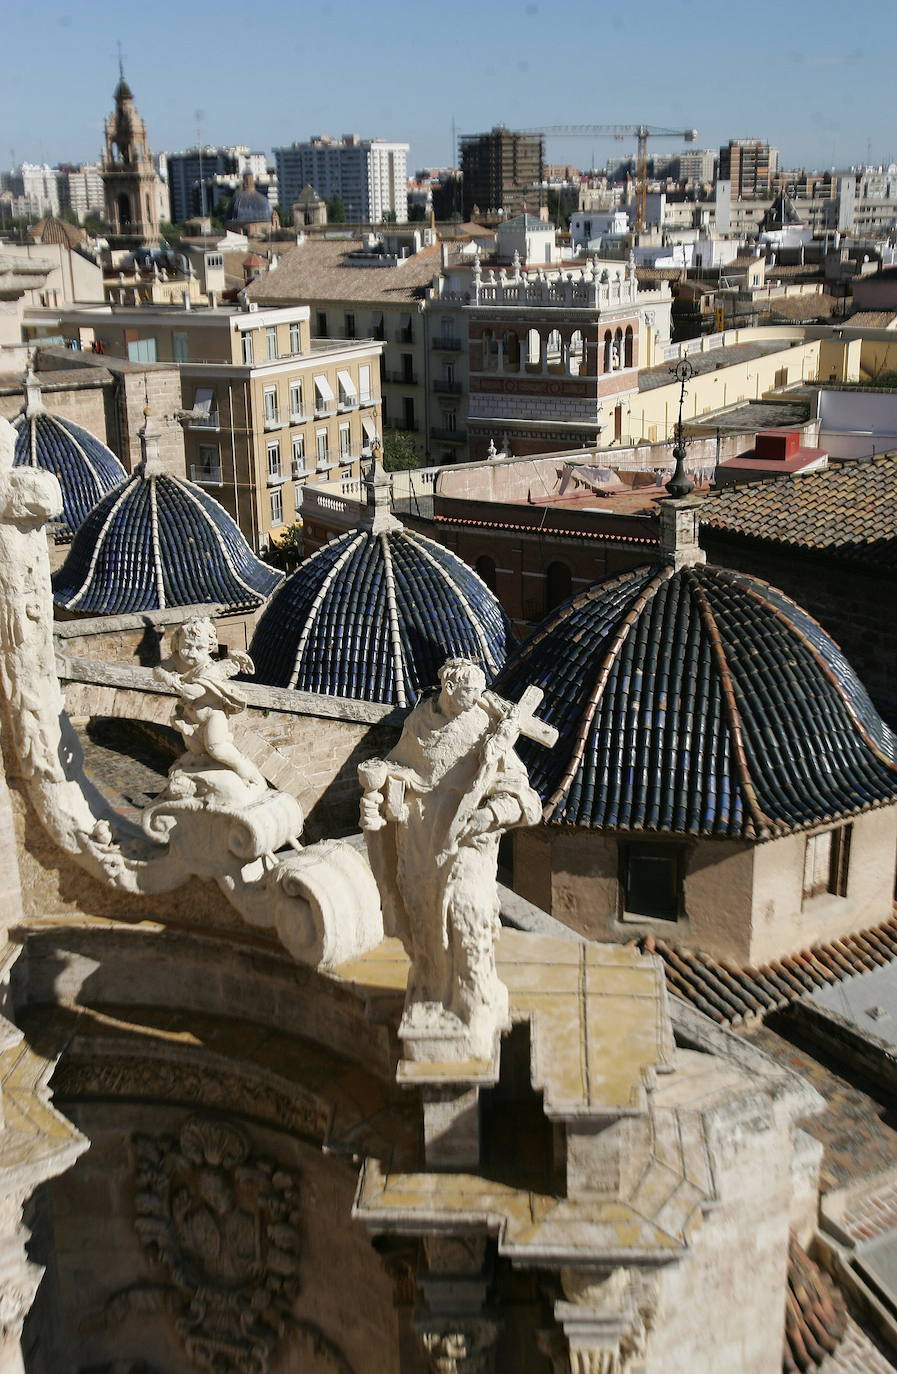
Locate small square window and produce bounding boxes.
[270,488,283,525]
[289,321,302,354]
[241,332,253,365]
[266,326,278,361]
[622,843,682,922]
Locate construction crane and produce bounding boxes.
[516,124,698,234]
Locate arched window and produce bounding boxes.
[613,327,624,371]
[545,561,572,613]
[569,330,584,376]
[624,325,634,369]
[547,329,562,369]
[475,555,497,592]
[527,328,541,367]
[603,330,613,372]
[117,193,130,229]
[503,331,520,372]
[481,329,498,371]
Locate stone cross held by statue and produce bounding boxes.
[508,684,559,751]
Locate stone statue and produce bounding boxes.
[154,617,265,797]
[359,658,557,1062]
[0,416,381,966]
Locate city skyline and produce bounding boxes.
[2,0,895,179]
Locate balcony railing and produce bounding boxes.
[359,393,375,407]
[386,371,419,386]
[430,427,466,443]
[289,410,309,425]
[188,413,220,430]
[314,404,335,419]
[337,396,359,412]
[190,465,223,485]
[266,466,288,486]
[432,379,462,395]
[431,336,462,351]
[263,414,283,431]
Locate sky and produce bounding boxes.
[2,0,895,176]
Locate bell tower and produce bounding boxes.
[101,64,161,247]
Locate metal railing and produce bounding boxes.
[431,336,463,351]
[430,427,466,443]
[432,379,462,395]
[190,465,223,485]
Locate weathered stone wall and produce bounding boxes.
[54,603,261,662]
[0,367,112,437]
[58,658,405,840]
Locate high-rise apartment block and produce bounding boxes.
[163,147,271,223]
[459,127,544,219]
[718,139,779,197]
[274,136,408,223]
[64,165,106,223]
[677,148,716,185]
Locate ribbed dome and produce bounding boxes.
[249,527,513,706]
[53,468,283,615]
[229,189,273,224]
[496,563,897,839]
[13,409,127,538]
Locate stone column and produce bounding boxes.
[415,1236,501,1374]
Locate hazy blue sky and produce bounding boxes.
[2,0,894,174]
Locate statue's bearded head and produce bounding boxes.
[438,658,485,718]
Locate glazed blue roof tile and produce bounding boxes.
[12,411,126,538]
[495,563,897,839]
[249,528,513,706]
[52,469,283,615]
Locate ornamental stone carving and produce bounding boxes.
[0,420,381,968]
[130,1116,302,1373]
[359,658,557,1063]
[122,1117,353,1374]
[416,1316,500,1374]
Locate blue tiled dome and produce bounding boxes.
[13,409,127,539]
[496,563,897,839]
[52,468,283,615]
[249,528,513,706]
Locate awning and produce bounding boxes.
[337,369,357,398]
[362,416,378,444]
[314,374,334,401]
[193,387,215,416]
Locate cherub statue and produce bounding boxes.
[155,617,264,791]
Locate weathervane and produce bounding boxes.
[666,357,695,498]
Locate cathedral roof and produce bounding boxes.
[496,563,897,839]
[12,389,127,538]
[52,463,283,615]
[249,527,513,706]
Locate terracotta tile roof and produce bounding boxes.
[432,513,658,544]
[844,310,897,328]
[783,1233,848,1373]
[245,237,441,306]
[766,294,839,322]
[636,915,897,1026]
[700,455,897,568]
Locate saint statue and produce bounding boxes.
[359,658,555,1061]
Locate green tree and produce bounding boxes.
[83,212,112,236]
[407,203,426,223]
[326,195,346,224]
[266,522,304,571]
[382,429,422,471]
[382,208,397,224]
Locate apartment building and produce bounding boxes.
[459,128,543,219]
[273,136,408,223]
[26,303,383,551]
[718,140,779,198]
[245,231,466,460]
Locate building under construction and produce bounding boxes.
[459,126,543,219]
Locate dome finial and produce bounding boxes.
[360,436,401,534]
[665,358,695,500]
[138,401,165,477]
[24,356,45,418]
